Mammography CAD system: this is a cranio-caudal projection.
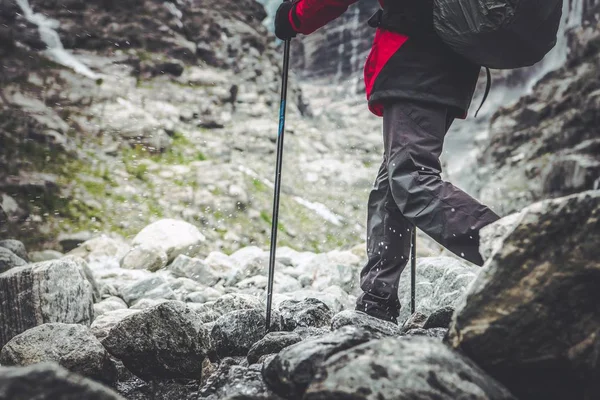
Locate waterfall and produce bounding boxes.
[524,0,585,92]
[16,0,99,79]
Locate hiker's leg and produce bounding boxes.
[355,159,412,323]
[383,100,500,266]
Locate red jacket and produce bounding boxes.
[288,0,480,118]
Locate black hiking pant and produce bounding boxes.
[355,100,500,323]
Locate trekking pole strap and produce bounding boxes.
[474,67,491,117]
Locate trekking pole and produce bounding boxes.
[410,227,417,314]
[265,37,291,334]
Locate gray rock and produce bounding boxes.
[247,332,302,365]
[0,247,27,274]
[28,250,63,263]
[67,236,130,262]
[331,310,401,337]
[449,191,600,400]
[93,296,128,318]
[262,326,382,398]
[279,298,332,331]
[404,327,448,339]
[304,336,516,400]
[115,376,202,400]
[212,293,263,315]
[423,306,455,329]
[0,257,95,348]
[119,244,168,272]
[120,275,176,305]
[0,323,117,383]
[196,310,222,323]
[102,301,210,380]
[200,358,284,400]
[90,309,141,341]
[0,362,125,400]
[211,308,281,358]
[131,219,205,263]
[129,298,171,309]
[293,326,330,339]
[169,254,221,285]
[397,257,480,325]
[479,211,523,261]
[400,312,428,333]
[0,240,28,261]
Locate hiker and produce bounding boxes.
[274,0,501,324]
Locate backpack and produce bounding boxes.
[433,0,564,69]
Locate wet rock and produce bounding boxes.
[200,358,284,400]
[479,211,523,261]
[279,298,332,331]
[102,301,210,380]
[247,332,302,365]
[0,247,27,273]
[212,293,263,315]
[115,377,202,400]
[397,257,480,325]
[449,191,600,400]
[93,296,128,317]
[90,309,141,341]
[211,308,281,358]
[0,362,125,400]
[423,306,455,329]
[268,286,353,314]
[331,310,401,337]
[120,244,168,272]
[304,336,516,400]
[0,239,27,261]
[262,326,382,398]
[400,312,428,333]
[131,219,205,263]
[0,323,117,383]
[169,254,221,285]
[0,257,95,348]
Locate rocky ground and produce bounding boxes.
[0,189,598,400]
[0,0,388,256]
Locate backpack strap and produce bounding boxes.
[474,67,491,118]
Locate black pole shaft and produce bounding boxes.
[410,228,416,314]
[266,39,291,333]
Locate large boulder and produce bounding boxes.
[102,301,210,380]
[0,257,95,348]
[448,191,600,400]
[0,363,124,400]
[304,336,516,399]
[120,244,168,272]
[331,309,401,336]
[0,247,27,274]
[0,323,117,383]
[279,298,332,331]
[247,331,302,365]
[211,308,281,358]
[90,309,140,341]
[131,219,205,263]
[262,326,382,398]
[199,358,284,400]
[397,257,480,325]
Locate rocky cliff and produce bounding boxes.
[477,16,600,214]
[0,0,389,255]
